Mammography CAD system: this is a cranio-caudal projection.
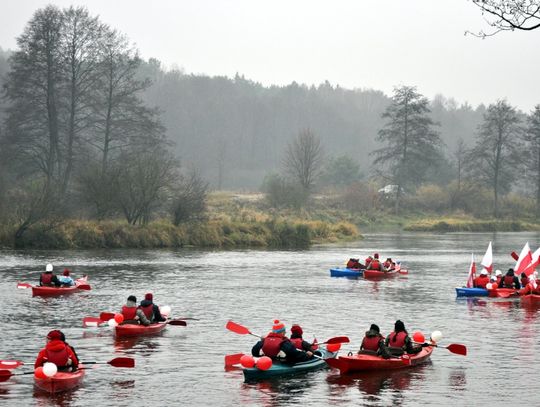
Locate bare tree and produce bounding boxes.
[282,128,324,193]
[172,170,209,225]
[469,0,540,37]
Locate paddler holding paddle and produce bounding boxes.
[35,330,79,372]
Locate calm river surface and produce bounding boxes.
[0,232,539,407]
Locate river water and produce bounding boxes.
[0,232,539,407]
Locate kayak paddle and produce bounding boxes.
[17,282,32,289]
[81,357,135,368]
[225,321,262,339]
[167,319,187,326]
[225,353,245,367]
[0,370,36,382]
[317,336,350,345]
[82,317,107,327]
[77,284,91,290]
[415,342,467,356]
[99,312,116,321]
[0,360,24,369]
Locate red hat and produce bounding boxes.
[63,268,70,276]
[272,319,286,334]
[291,324,303,335]
[47,330,64,340]
[374,253,379,259]
[145,293,153,301]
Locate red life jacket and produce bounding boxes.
[44,340,70,367]
[361,335,381,352]
[347,259,360,269]
[503,275,515,288]
[122,305,137,320]
[262,333,287,358]
[41,273,53,285]
[368,260,381,270]
[474,275,489,288]
[521,277,529,287]
[496,276,502,285]
[290,337,303,350]
[140,304,154,319]
[365,257,372,265]
[388,331,407,348]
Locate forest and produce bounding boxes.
[0,5,538,248]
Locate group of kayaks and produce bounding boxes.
[330,267,407,279]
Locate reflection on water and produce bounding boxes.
[0,231,538,406]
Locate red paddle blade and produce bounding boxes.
[17,282,32,289]
[326,336,350,345]
[100,312,115,321]
[108,357,135,368]
[224,353,244,367]
[446,344,467,356]
[168,320,187,326]
[78,284,91,290]
[0,360,23,369]
[83,317,104,327]
[226,320,251,335]
[0,370,14,382]
[511,251,519,261]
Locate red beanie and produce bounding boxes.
[63,268,70,276]
[374,253,379,259]
[145,293,153,301]
[291,324,303,335]
[272,319,285,334]
[47,330,63,340]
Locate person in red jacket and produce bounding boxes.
[120,295,150,325]
[359,324,384,355]
[474,270,490,288]
[39,264,61,287]
[289,324,316,352]
[139,293,166,323]
[35,330,79,372]
[251,320,313,363]
[383,320,422,357]
[494,270,503,285]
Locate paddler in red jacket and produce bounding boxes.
[35,330,79,372]
[289,324,316,352]
[474,269,490,288]
[500,268,520,289]
[39,263,61,287]
[251,320,313,363]
[382,320,422,358]
[121,295,150,325]
[359,324,384,355]
[366,253,384,271]
[139,293,166,323]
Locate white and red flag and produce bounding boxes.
[515,242,532,275]
[466,254,476,288]
[481,242,493,274]
[522,247,540,277]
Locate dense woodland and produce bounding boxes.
[0,5,539,248]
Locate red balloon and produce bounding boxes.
[326,343,341,352]
[114,314,124,324]
[34,367,47,379]
[256,356,272,371]
[412,331,425,343]
[240,354,255,368]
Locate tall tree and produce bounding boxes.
[524,105,540,216]
[469,0,540,37]
[282,128,324,193]
[374,85,442,213]
[469,100,522,217]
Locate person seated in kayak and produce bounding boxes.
[518,272,540,295]
[366,253,384,271]
[289,324,317,353]
[383,258,395,271]
[358,324,384,355]
[251,320,314,364]
[346,258,363,269]
[139,293,167,323]
[494,270,503,285]
[39,263,61,287]
[35,330,79,372]
[382,320,422,358]
[121,295,151,325]
[487,275,498,289]
[520,272,529,289]
[364,255,373,268]
[57,269,75,287]
[473,269,490,289]
[500,268,520,289]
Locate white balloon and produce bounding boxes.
[431,330,443,343]
[486,283,493,290]
[108,318,118,327]
[46,263,53,272]
[43,362,57,377]
[160,305,171,317]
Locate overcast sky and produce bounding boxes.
[1,0,539,111]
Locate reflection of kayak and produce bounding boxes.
[115,322,168,338]
[34,367,85,393]
[363,270,399,279]
[326,346,433,374]
[330,268,363,278]
[243,349,337,381]
[31,277,90,297]
[521,294,540,306]
[455,287,488,297]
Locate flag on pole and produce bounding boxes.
[480,241,493,274]
[466,254,476,288]
[522,247,540,277]
[515,242,532,275]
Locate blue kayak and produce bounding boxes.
[330,268,364,278]
[455,287,488,297]
[243,349,337,381]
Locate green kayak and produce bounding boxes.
[243,349,337,381]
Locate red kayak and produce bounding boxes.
[326,346,433,374]
[363,269,400,279]
[521,294,540,306]
[115,322,168,338]
[34,367,85,394]
[487,288,518,298]
[31,277,90,297]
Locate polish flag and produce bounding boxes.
[480,242,493,274]
[466,254,476,288]
[522,247,540,277]
[515,242,532,275]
